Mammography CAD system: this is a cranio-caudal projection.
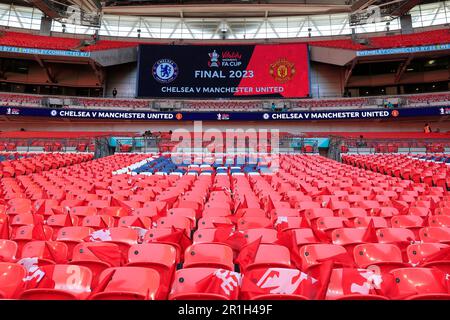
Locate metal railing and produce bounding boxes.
[1,91,450,113]
[0,137,96,153]
[112,135,319,154]
[330,136,450,161]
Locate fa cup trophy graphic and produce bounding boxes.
[208,50,220,67]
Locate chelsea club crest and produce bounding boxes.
[152,59,178,83]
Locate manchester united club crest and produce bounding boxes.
[269,58,296,83]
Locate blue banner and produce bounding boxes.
[357,44,450,57]
[1,105,449,121]
[109,137,144,147]
[0,45,91,57]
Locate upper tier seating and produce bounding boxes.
[0,31,138,52]
[1,153,450,300]
[1,28,449,53]
[311,29,450,50]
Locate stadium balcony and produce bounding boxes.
[293,98,372,110]
[180,101,262,112]
[73,97,151,109]
[406,93,450,107]
[0,91,450,112]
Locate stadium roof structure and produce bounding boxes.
[0,1,448,40]
[2,0,439,19]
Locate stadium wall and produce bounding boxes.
[104,62,137,98]
[310,62,345,98]
[348,69,450,88]
[1,61,101,88]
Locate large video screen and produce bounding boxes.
[136,43,310,99]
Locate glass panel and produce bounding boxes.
[0,2,447,40]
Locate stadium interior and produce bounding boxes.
[0,0,450,302]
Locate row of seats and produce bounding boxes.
[341,143,448,152]
[1,239,449,300]
[0,153,450,299]
[0,143,19,152]
[0,152,32,162]
[296,98,369,109]
[0,93,41,106]
[407,93,450,105]
[342,154,449,188]
[0,153,93,178]
[0,140,97,151]
[73,97,151,109]
[181,101,262,112]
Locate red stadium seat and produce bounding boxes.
[331,228,368,246]
[337,208,367,219]
[70,242,122,289]
[155,216,192,234]
[0,262,27,299]
[126,243,177,298]
[82,215,116,229]
[237,217,272,230]
[242,244,291,272]
[12,225,53,256]
[389,268,450,300]
[244,228,278,244]
[376,228,416,243]
[0,240,18,262]
[353,243,406,272]
[316,217,349,235]
[429,215,450,228]
[240,267,311,300]
[90,267,160,300]
[7,199,32,215]
[46,214,79,237]
[305,208,334,221]
[19,264,92,300]
[406,243,450,268]
[183,243,234,270]
[70,206,97,218]
[56,227,94,259]
[419,227,450,244]
[353,217,388,229]
[169,268,241,300]
[325,268,389,300]
[299,244,350,271]
[21,241,68,265]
